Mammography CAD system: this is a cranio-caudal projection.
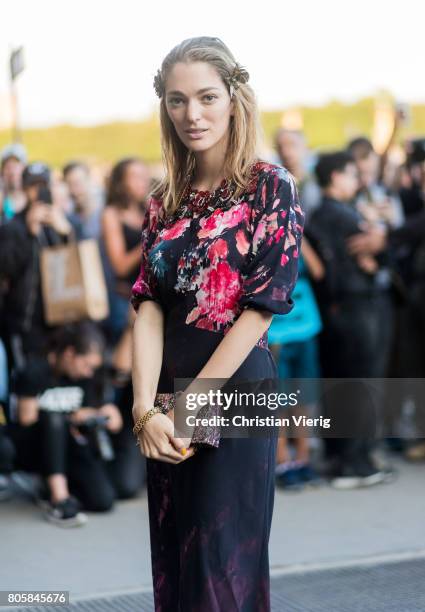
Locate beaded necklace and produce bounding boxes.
[182,178,236,214]
[159,161,264,227]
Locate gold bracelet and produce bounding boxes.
[133,407,163,439]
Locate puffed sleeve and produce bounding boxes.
[240,167,304,314]
[131,198,162,312]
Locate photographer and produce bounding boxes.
[8,322,124,527]
[0,162,72,365]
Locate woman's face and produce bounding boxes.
[123,162,150,202]
[165,61,233,155]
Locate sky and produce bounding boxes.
[1,0,424,128]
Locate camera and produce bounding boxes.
[77,414,115,461]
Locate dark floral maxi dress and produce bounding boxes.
[131,161,304,612]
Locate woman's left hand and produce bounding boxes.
[165,409,193,448]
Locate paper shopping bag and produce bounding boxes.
[40,239,109,324]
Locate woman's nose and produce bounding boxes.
[185,99,202,123]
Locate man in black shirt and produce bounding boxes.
[307,152,393,488]
[9,322,124,527]
[347,140,425,455]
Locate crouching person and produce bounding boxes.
[9,321,124,527]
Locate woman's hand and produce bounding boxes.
[131,302,195,463]
[164,406,194,449]
[135,411,196,464]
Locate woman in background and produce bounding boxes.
[102,158,151,496]
[269,237,324,490]
[102,157,150,344]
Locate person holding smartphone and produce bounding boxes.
[0,162,72,368]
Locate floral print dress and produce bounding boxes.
[131,161,304,612]
[132,162,303,435]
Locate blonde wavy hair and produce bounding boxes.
[152,36,261,214]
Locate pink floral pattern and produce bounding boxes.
[131,162,304,337]
[186,261,243,330]
[160,217,191,240]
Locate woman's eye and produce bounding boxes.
[168,97,183,106]
[203,94,217,103]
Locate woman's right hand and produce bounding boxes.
[135,411,196,464]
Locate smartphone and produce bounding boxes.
[37,185,52,204]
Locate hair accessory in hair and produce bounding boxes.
[153,69,164,98]
[227,63,249,97]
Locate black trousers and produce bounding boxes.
[7,410,146,511]
[320,293,394,464]
[0,426,16,474]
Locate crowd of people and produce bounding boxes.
[0,149,151,526]
[0,126,424,526]
[271,129,425,490]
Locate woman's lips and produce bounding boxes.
[185,129,208,140]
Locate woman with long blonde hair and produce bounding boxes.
[131,36,304,611]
